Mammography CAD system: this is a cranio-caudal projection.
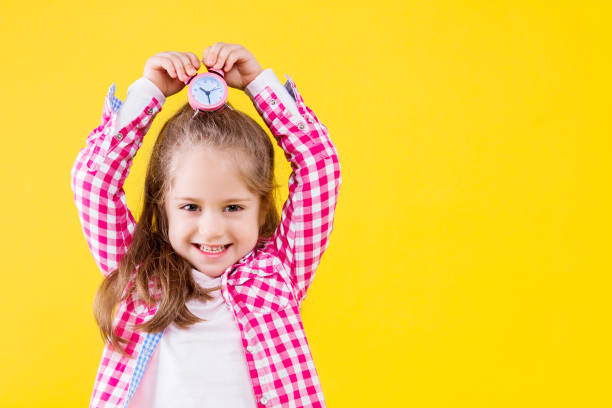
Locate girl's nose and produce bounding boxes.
[199,210,225,240]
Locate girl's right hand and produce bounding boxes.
[143,51,201,97]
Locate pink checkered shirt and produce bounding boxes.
[71,74,341,408]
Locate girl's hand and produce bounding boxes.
[202,42,263,91]
[143,51,201,97]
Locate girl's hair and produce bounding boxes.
[93,102,280,358]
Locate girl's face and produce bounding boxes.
[164,145,261,278]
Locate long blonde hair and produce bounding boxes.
[93,102,280,358]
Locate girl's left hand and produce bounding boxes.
[202,42,263,91]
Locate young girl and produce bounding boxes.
[71,43,341,408]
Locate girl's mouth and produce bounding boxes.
[193,243,231,257]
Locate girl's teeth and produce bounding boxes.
[199,244,226,253]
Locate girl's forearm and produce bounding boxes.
[70,83,163,276]
[248,75,341,304]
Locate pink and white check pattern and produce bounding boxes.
[71,75,341,408]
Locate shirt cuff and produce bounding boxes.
[115,77,166,130]
[244,68,301,119]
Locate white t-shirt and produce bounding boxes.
[128,268,257,408]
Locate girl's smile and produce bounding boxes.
[192,243,232,257]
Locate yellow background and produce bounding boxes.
[1,0,609,406]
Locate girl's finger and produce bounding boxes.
[223,48,241,72]
[207,42,226,67]
[185,52,201,71]
[202,46,212,65]
[168,56,187,82]
[214,44,240,70]
[175,51,198,75]
[170,52,193,81]
[159,57,177,78]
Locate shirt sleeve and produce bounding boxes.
[70,80,164,276]
[246,69,342,305]
[245,68,301,119]
[117,77,166,129]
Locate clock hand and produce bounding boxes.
[195,84,215,104]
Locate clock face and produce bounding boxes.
[192,76,226,106]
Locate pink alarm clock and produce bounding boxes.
[186,68,229,112]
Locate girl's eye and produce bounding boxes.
[181,204,242,212]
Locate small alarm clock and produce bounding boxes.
[187,68,229,112]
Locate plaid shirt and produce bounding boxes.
[71,74,341,408]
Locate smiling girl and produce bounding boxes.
[71,42,341,407]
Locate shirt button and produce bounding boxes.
[270,99,276,106]
[115,133,123,140]
[260,397,268,404]
[146,107,153,115]
[298,122,306,130]
[307,117,313,123]
[246,345,255,353]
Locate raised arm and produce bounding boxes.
[201,43,341,303]
[71,51,203,277]
[70,80,164,277]
[246,70,342,305]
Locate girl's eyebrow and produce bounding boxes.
[174,196,253,203]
